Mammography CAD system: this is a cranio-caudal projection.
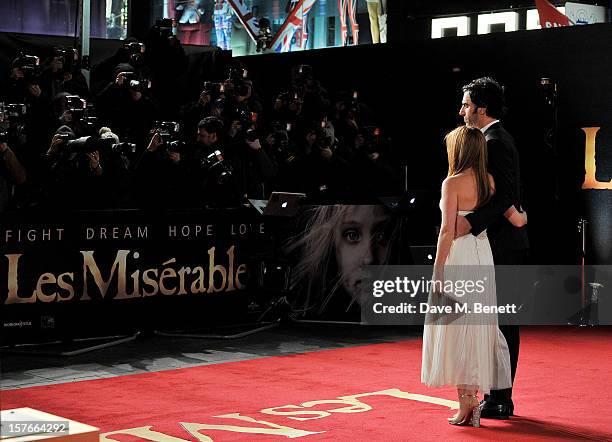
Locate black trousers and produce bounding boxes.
[488,247,528,404]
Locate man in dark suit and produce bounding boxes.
[455,77,529,419]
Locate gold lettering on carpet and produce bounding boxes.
[99,388,458,440]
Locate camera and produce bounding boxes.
[65,136,136,155]
[227,66,249,82]
[1,103,27,121]
[108,141,137,155]
[167,140,185,153]
[65,136,100,154]
[122,41,146,66]
[278,89,302,103]
[12,52,41,81]
[238,110,258,125]
[235,111,258,141]
[0,103,28,145]
[64,96,98,132]
[201,149,233,185]
[119,71,150,93]
[128,78,150,93]
[356,126,384,155]
[202,81,226,109]
[292,64,313,85]
[66,95,86,111]
[226,66,252,97]
[203,81,225,97]
[123,42,145,55]
[151,121,181,144]
[151,121,185,154]
[52,47,78,72]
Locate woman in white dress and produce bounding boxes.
[421,126,527,427]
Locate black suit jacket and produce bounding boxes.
[465,122,529,253]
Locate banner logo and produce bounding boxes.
[582,127,612,190]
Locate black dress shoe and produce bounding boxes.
[479,400,514,419]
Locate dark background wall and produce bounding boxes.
[0,0,107,37]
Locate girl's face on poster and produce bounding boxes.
[334,205,392,306]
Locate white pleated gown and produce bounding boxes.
[421,211,512,394]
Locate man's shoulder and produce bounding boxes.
[485,123,515,146]
[484,121,506,138]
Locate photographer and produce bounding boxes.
[91,38,147,95]
[221,64,263,127]
[98,127,133,208]
[6,54,55,157]
[290,64,330,124]
[143,20,188,116]
[346,127,400,197]
[96,64,158,149]
[134,123,187,208]
[38,48,89,99]
[270,89,309,144]
[53,94,99,138]
[331,92,375,145]
[263,121,303,192]
[295,120,352,202]
[0,141,27,213]
[183,116,237,207]
[224,113,277,202]
[180,81,226,138]
[42,126,107,209]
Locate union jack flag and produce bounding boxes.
[226,0,260,42]
[269,0,318,52]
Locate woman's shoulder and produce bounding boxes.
[443,171,472,186]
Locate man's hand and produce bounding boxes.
[320,147,333,160]
[147,132,163,152]
[168,151,181,164]
[455,215,472,238]
[305,131,317,147]
[47,134,65,155]
[228,120,241,138]
[86,150,101,174]
[0,142,9,153]
[115,72,127,86]
[246,138,261,151]
[199,91,211,106]
[11,68,24,80]
[60,110,73,124]
[27,84,42,98]
[63,71,73,83]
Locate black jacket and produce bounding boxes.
[465,122,529,252]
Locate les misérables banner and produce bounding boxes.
[0,208,268,341]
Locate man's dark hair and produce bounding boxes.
[198,116,224,137]
[462,77,505,119]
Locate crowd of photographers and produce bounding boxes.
[1,28,401,213]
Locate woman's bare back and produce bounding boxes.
[451,170,495,212]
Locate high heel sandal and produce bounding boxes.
[449,394,481,428]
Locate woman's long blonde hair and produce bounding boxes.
[445,126,492,207]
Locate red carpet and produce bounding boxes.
[2,327,611,441]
